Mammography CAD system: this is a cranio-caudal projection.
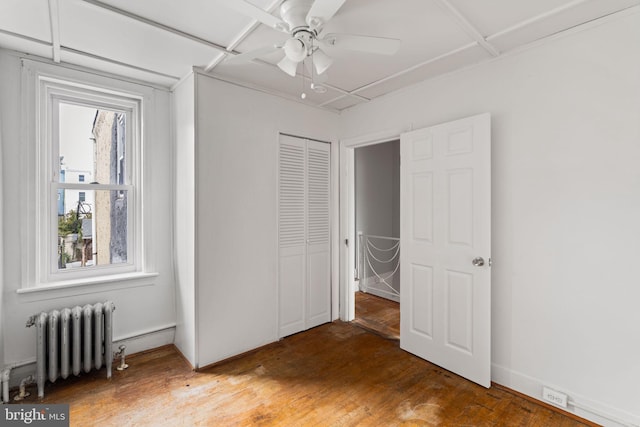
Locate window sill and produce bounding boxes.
[16,272,159,302]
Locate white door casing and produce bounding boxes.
[278,134,331,338]
[400,113,491,387]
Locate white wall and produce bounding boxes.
[0,51,177,376]
[172,73,197,367]
[341,10,640,426]
[194,72,339,367]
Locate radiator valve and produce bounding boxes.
[114,345,129,371]
[14,375,34,401]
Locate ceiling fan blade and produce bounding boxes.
[304,58,329,83]
[226,45,281,64]
[321,33,401,55]
[217,0,289,32]
[306,0,347,29]
[277,56,299,77]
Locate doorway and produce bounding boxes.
[340,113,492,387]
[351,140,401,339]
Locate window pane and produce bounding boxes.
[57,189,128,269]
[58,103,126,185]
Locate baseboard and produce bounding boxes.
[196,340,281,372]
[171,344,195,371]
[492,363,640,427]
[113,323,176,356]
[5,362,35,390]
[360,274,400,303]
[5,324,176,388]
[362,287,400,303]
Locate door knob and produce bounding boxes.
[472,257,485,267]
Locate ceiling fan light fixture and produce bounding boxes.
[312,48,332,75]
[277,56,299,77]
[283,37,307,62]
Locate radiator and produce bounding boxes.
[26,301,115,398]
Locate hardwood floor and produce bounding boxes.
[10,322,592,426]
[353,291,400,340]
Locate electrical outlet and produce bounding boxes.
[542,387,568,408]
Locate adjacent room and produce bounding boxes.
[352,140,401,340]
[1,0,639,426]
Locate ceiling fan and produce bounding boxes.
[219,0,401,78]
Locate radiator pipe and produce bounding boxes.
[35,312,47,398]
[13,375,34,401]
[115,345,128,371]
[1,368,10,403]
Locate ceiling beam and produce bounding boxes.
[241,57,370,103]
[486,0,589,41]
[48,0,61,62]
[61,46,181,80]
[205,0,285,72]
[0,28,179,83]
[204,53,226,73]
[434,0,499,57]
[80,0,230,54]
[194,67,339,113]
[309,79,370,103]
[319,42,477,108]
[80,0,288,86]
[0,28,51,47]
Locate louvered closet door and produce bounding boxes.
[278,135,331,338]
[305,140,331,329]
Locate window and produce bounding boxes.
[23,60,145,287]
[56,103,130,272]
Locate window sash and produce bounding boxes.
[50,186,136,277]
[51,96,134,186]
[40,78,142,283]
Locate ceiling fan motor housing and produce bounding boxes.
[280,0,316,33]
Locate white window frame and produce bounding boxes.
[21,60,148,289]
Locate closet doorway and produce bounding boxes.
[278,134,332,338]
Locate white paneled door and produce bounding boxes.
[278,134,331,338]
[400,113,491,387]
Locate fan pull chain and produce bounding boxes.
[310,40,316,90]
[301,58,307,99]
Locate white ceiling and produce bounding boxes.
[1,0,639,111]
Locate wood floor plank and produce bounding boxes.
[9,322,592,426]
[353,291,400,340]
